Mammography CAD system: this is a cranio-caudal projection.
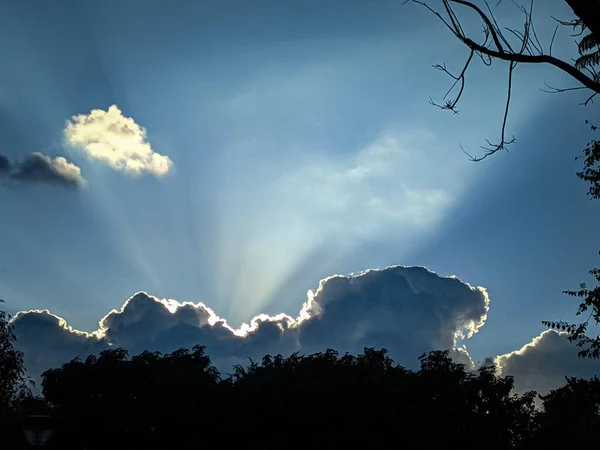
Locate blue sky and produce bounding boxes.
[1,0,599,385]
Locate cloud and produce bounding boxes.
[294,266,488,357]
[64,105,173,177]
[0,152,86,189]
[213,126,461,320]
[11,310,105,380]
[0,154,10,172]
[11,265,489,381]
[14,265,598,394]
[277,127,454,238]
[495,330,600,394]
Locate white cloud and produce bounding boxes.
[279,126,454,237]
[64,105,173,177]
[211,125,462,318]
[43,155,86,186]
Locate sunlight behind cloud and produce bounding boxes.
[214,125,463,321]
[11,265,496,388]
[64,105,173,177]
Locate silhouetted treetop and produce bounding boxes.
[34,345,555,448]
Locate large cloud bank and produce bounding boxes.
[10,265,599,393]
[64,105,173,177]
[0,152,86,189]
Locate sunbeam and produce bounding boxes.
[3,1,597,404]
[206,124,476,322]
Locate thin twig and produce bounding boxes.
[549,24,559,56]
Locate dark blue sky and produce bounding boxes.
[1,0,598,372]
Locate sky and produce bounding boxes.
[1,0,599,393]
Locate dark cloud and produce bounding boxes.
[296,267,489,360]
[495,330,600,394]
[0,152,86,189]
[11,310,106,381]
[11,266,490,383]
[14,268,600,395]
[0,154,11,173]
[99,293,246,358]
[14,268,598,395]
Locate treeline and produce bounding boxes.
[2,345,600,449]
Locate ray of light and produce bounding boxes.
[209,124,475,322]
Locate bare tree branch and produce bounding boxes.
[461,36,600,92]
[583,91,599,106]
[541,82,587,94]
[409,0,600,161]
[429,49,475,112]
[468,60,516,161]
[549,23,560,56]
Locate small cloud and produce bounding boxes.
[0,152,86,189]
[494,330,600,394]
[64,104,173,177]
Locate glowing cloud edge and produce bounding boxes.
[10,265,489,346]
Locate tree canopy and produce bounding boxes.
[0,345,591,448]
[0,300,31,448]
[2,294,598,448]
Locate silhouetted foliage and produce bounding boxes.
[576,121,600,200]
[0,340,596,447]
[41,345,222,449]
[16,344,598,448]
[4,301,600,450]
[543,123,600,358]
[0,300,33,448]
[532,376,600,445]
[0,301,29,406]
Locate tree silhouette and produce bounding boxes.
[0,300,32,448]
[542,122,600,357]
[34,345,552,448]
[0,301,29,408]
[533,376,600,445]
[41,345,223,449]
